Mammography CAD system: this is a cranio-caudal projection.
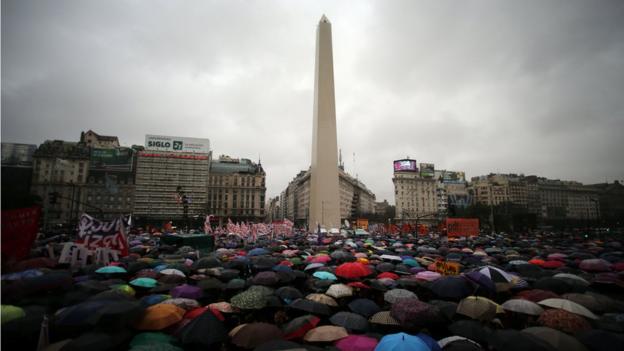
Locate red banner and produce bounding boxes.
[1,206,41,261]
[446,218,479,237]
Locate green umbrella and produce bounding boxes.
[1,305,25,325]
[130,343,183,351]
[289,257,303,265]
[130,278,158,288]
[96,266,127,274]
[111,284,136,297]
[130,332,177,347]
[231,289,267,310]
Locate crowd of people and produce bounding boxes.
[2,228,624,351]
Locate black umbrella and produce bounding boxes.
[577,329,624,351]
[253,271,280,286]
[329,311,369,333]
[198,277,225,290]
[534,277,573,295]
[60,330,133,351]
[429,300,458,321]
[289,298,332,316]
[193,256,222,270]
[390,298,441,329]
[1,305,46,351]
[430,277,473,300]
[179,308,227,347]
[448,320,493,346]
[254,340,304,351]
[486,329,556,351]
[348,298,381,318]
[275,286,303,302]
[376,263,395,272]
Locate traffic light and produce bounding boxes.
[49,192,59,204]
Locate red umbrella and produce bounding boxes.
[516,289,559,303]
[541,261,564,269]
[538,309,591,334]
[283,315,320,340]
[335,262,372,280]
[348,282,371,289]
[335,334,378,351]
[377,272,400,280]
[528,259,545,266]
[612,262,624,272]
[579,259,611,272]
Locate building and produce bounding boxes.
[267,196,281,223]
[587,181,624,225]
[83,146,137,220]
[1,143,37,209]
[393,159,437,223]
[133,135,211,225]
[375,200,391,216]
[31,140,91,227]
[80,130,120,149]
[277,168,376,227]
[309,15,341,229]
[206,155,266,224]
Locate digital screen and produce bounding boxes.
[393,159,417,171]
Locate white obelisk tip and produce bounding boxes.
[320,15,330,24]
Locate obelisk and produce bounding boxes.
[309,15,341,231]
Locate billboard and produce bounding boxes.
[436,170,466,183]
[420,163,435,178]
[446,218,479,237]
[145,135,210,154]
[90,147,133,171]
[393,159,417,172]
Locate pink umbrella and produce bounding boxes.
[415,271,441,281]
[309,256,332,264]
[335,335,378,351]
[579,259,611,272]
[547,253,568,261]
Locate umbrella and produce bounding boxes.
[303,325,348,342]
[430,276,473,300]
[129,332,177,348]
[456,296,501,321]
[562,293,607,313]
[378,272,400,280]
[160,298,199,310]
[170,284,203,300]
[1,305,25,324]
[192,256,222,269]
[374,332,430,351]
[537,309,592,334]
[289,298,332,316]
[231,289,267,310]
[437,336,482,351]
[230,322,284,348]
[248,248,271,256]
[376,262,396,272]
[282,314,320,340]
[304,263,325,271]
[275,286,303,302]
[130,278,158,289]
[95,266,127,274]
[135,304,186,330]
[253,271,280,286]
[226,278,247,290]
[486,329,556,351]
[2,269,44,281]
[348,298,381,318]
[159,269,186,277]
[534,277,573,295]
[306,293,338,306]
[384,289,417,304]
[448,320,493,346]
[369,311,400,326]
[391,298,439,328]
[326,284,353,299]
[501,299,544,316]
[313,271,337,281]
[415,271,441,281]
[516,289,559,303]
[179,308,227,347]
[59,331,132,351]
[253,340,305,351]
[336,262,372,279]
[330,311,369,333]
[208,302,238,314]
[577,330,624,351]
[579,259,611,272]
[54,300,110,328]
[522,326,588,351]
[335,335,378,351]
[553,273,590,287]
[464,271,496,294]
[477,266,515,283]
[197,277,225,290]
[538,298,598,319]
[140,294,170,307]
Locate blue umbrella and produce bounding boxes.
[248,248,270,256]
[140,294,171,307]
[96,266,127,274]
[272,265,293,273]
[1,269,44,281]
[402,259,419,267]
[416,333,442,351]
[312,271,337,281]
[375,332,430,351]
[130,277,158,288]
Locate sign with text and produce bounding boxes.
[145,135,210,154]
[1,206,41,262]
[435,259,461,275]
[446,218,479,237]
[393,159,417,172]
[76,214,129,256]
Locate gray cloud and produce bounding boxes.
[3,0,624,204]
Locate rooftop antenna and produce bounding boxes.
[338,149,344,170]
[353,152,358,180]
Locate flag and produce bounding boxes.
[76,213,129,256]
[204,215,213,234]
[1,206,41,262]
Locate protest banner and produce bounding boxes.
[1,206,41,261]
[76,214,129,256]
[446,218,479,237]
[434,259,461,275]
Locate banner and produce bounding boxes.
[1,206,41,261]
[446,218,479,237]
[76,214,129,256]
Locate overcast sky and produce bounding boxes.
[3,0,624,203]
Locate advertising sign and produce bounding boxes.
[419,163,435,178]
[393,159,417,172]
[145,135,210,154]
[446,218,479,237]
[437,170,466,183]
[90,147,133,170]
